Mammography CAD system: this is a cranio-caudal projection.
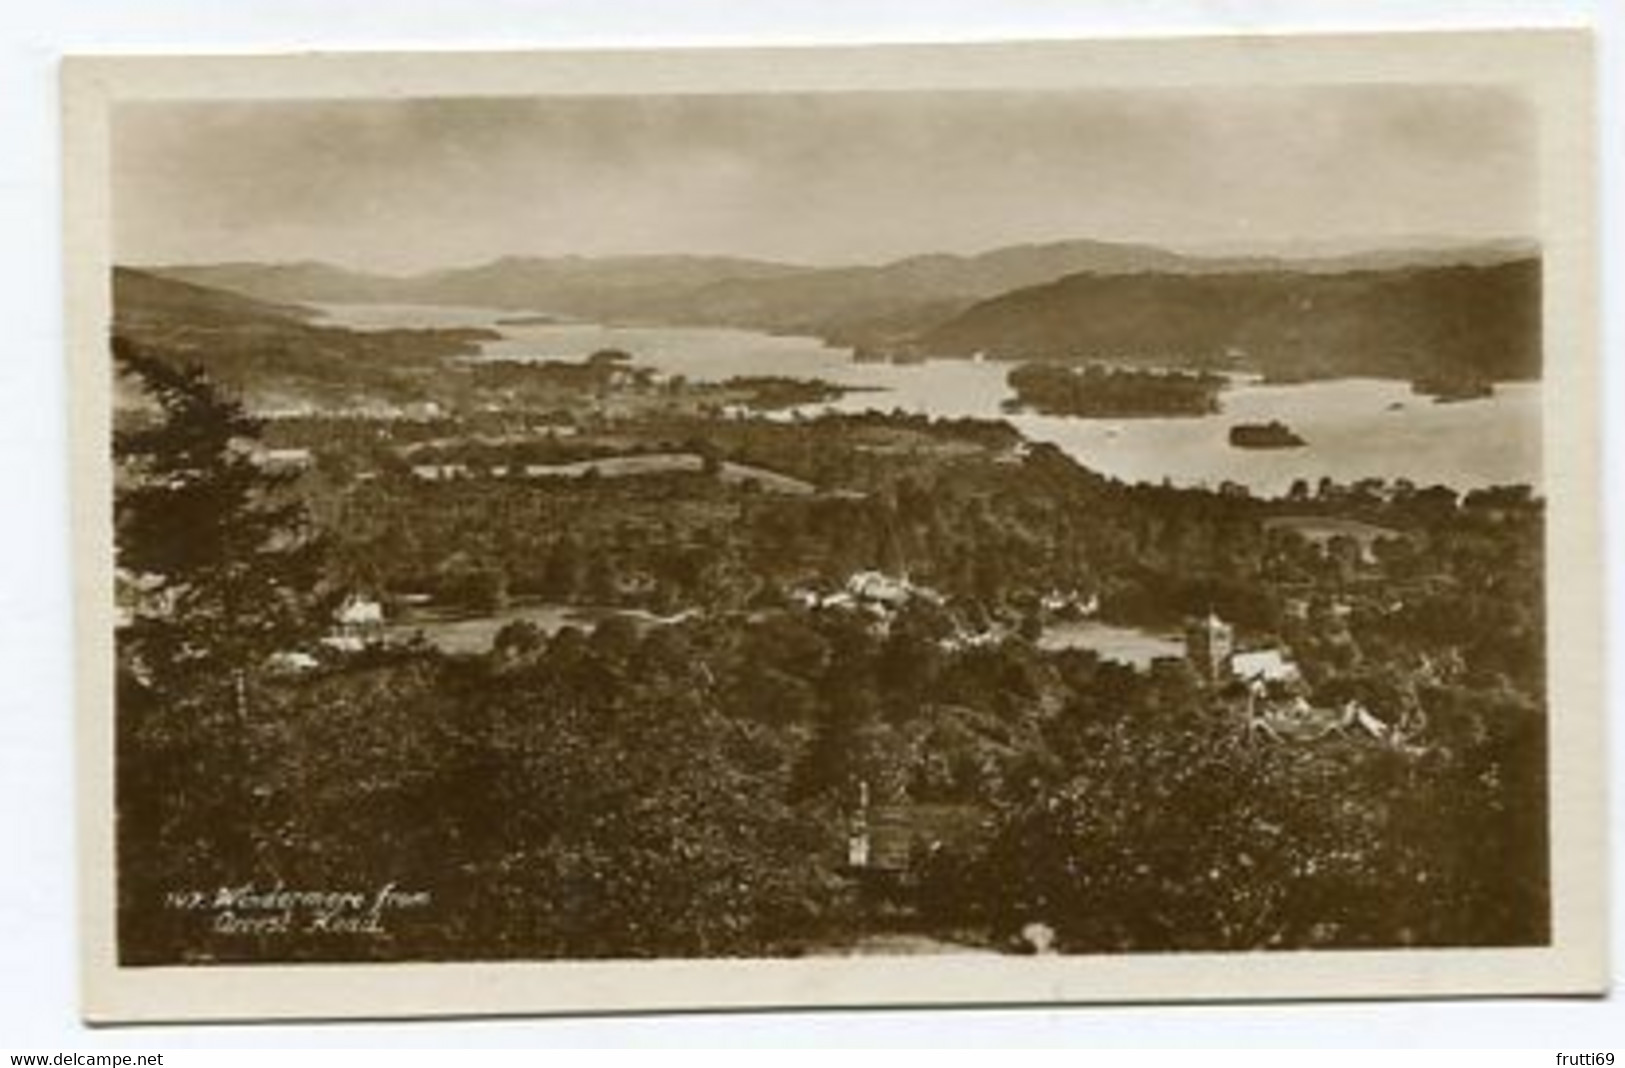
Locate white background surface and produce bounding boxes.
[1,0,1619,1049]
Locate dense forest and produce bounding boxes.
[114,331,1548,964]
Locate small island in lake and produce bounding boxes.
[1229,420,1306,449]
[1004,362,1225,417]
[1412,376,1495,403]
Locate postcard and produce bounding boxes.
[63,30,1604,1022]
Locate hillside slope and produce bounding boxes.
[114,266,318,327]
[113,267,497,407]
[918,259,1541,383]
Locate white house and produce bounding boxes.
[1229,648,1301,685]
[331,594,386,649]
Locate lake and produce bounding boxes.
[387,601,693,655]
[311,303,1543,496]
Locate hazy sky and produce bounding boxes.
[113,87,1535,273]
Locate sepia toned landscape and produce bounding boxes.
[106,83,1551,968]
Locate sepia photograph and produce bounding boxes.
[63,31,1604,1021]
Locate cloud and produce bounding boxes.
[113,86,1534,271]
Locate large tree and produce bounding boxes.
[115,336,324,686]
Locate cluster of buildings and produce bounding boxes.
[1183,612,1301,688]
[1185,611,1423,751]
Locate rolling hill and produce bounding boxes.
[138,237,1541,383]
[113,265,318,328]
[145,237,1533,331]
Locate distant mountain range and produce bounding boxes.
[133,235,1541,385]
